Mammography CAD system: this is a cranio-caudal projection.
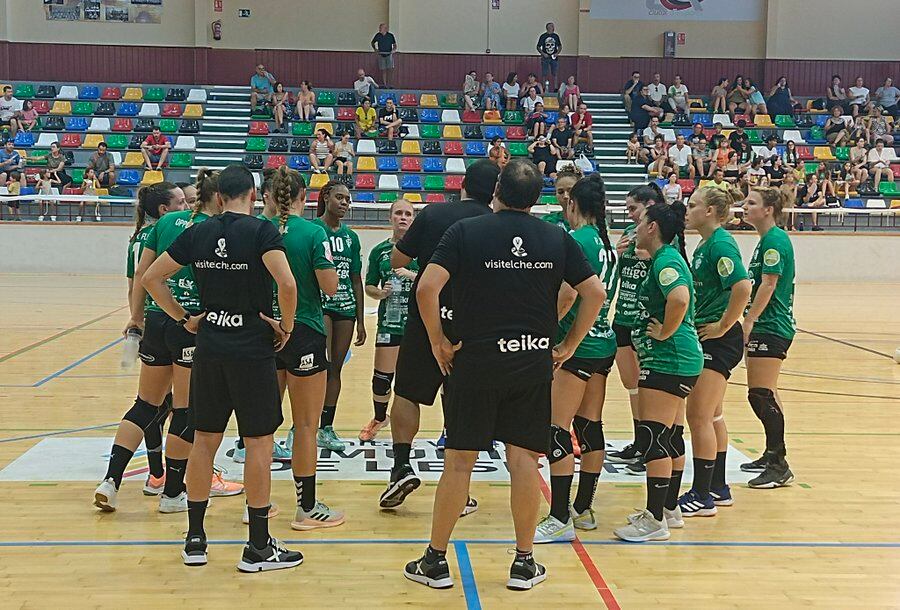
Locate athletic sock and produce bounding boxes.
[293,474,316,512]
[692,458,715,498]
[162,458,187,497]
[515,548,534,561]
[187,499,208,539]
[573,471,600,515]
[665,470,684,511]
[247,505,271,548]
[713,451,727,489]
[320,404,337,429]
[144,419,165,478]
[104,444,135,489]
[549,474,573,523]
[237,437,245,450]
[373,400,389,422]
[392,443,412,470]
[646,476,669,521]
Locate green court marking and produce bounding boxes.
[798,483,811,489]
[0,306,126,365]
[614,484,642,488]
[489,482,511,488]
[732,438,744,444]
[28,483,57,487]
[359,482,385,486]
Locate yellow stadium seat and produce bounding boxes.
[356,156,377,171]
[722,129,734,138]
[403,193,423,203]
[123,87,143,101]
[401,140,421,155]
[814,146,836,161]
[891,199,900,209]
[483,110,502,124]
[419,94,438,108]
[122,152,145,167]
[314,122,333,135]
[542,97,559,110]
[698,180,712,189]
[95,188,109,196]
[182,104,203,118]
[50,101,72,115]
[140,170,164,186]
[309,173,329,189]
[755,115,774,128]
[82,134,105,149]
[442,125,462,139]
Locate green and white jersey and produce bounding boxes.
[747,225,796,340]
[313,218,362,317]
[365,238,418,336]
[275,215,335,335]
[632,244,704,376]
[144,210,210,312]
[127,223,159,312]
[557,224,618,359]
[612,223,647,328]
[542,210,570,232]
[691,226,749,325]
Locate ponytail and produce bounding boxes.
[628,182,664,206]
[131,181,177,241]
[271,165,305,233]
[696,185,733,224]
[569,173,614,262]
[191,168,219,222]
[316,180,340,218]
[645,201,688,262]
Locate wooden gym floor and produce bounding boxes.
[0,273,898,609]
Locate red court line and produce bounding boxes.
[124,466,149,479]
[538,476,621,610]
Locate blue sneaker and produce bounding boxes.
[272,440,292,462]
[436,430,446,452]
[283,427,294,452]
[232,439,245,464]
[710,485,734,506]
[678,489,717,517]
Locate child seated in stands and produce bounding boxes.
[20,101,38,132]
[526,102,547,139]
[626,132,642,164]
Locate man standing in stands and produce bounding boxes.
[371,23,398,89]
[536,23,562,93]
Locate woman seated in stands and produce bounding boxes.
[270,82,289,133]
[463,71,480,112]
[782,140,800,171]
[727,75,750,119]
[824,106,850,149]
[648,134,669,177]
[488,136,510,168]
[746,79,768,120]
[501,72,520,112]
[767,77,798,117]
[796,172,829,231]
[710,78,729,114]
[309,128,334,173]
[560,76,581,112]
[334,133,355,175]
[849,139,870,184]
[295,80,316,122]
[833,161,860,200]
[865,104,893,146]
[765,156,788,187]
[528,135,559,179]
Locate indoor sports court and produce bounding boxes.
[1,1,899,608]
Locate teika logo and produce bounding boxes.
[497,334,550,353]
[215,238,228,258]
[206,310,243,327]
[510,236,527,257]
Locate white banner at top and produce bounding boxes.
[590,0,765,21]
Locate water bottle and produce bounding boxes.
[385,275,404,325]
[121,327,142,370]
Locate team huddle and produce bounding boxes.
[91,157,796,590]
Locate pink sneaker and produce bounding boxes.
[210,469,244,497]
[143,473,165,496]
[358,415,390,442]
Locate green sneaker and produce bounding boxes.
[571,507,597,530]
[316,426,346,452]
[272,440,292,462]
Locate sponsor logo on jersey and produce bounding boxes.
[763,248,780,267]
[717,256,735,277]
[658,267,679,286]
[322,240,333,263]
[215,238,228,258]
[497,334,551,353]
[298,353,314,371]
[181,347,195,363]
[440,306,453,321]
[510,236,527,258]
[206,310,244,327]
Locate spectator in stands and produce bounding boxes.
[850,138,870,181]
[826,75,847,111]
[463,71,481,112]
[747,157,767,186]
[536,23,562,91]
[622,71,643,116]
[709,168,730,192]
[833,161,859,200]
[520,73,543,104]
[309,128,334,174]
[710,78,729,114]
[0,139,26,189]
[647,73,667,113]
[847,76,870,117]
[692,137,712,178]
[570,102,594,149]
[867,140,895,188]
[371,23,397,88]
[355,99,377,138]
[689,122,706,146]
[766,156,787,186]
[796,173,827,231]
[767,77,797,117]
[560,76,581,113]
[633,85,663,131]
[270,82,289,132]
[866,104,893,146]
[78,167,103,223]
[727,75,750,119]
[502,72,520,111]
[521,87,543,114]
[667,133,695,180]
[708,122,727,150]
[663,172,682,204]
[354,69,379,106]
[756,136,779,167]
[481,72,502,111]
[489,136,511,168]
[648,134,668,177]
[746,78,768,120]
[250,64,276,110]
[19,100,38,132]
[141,126,170,171]
[46,142,71,189]
[642,116,663,147]
[713,139,731,174]
[87,142,116,187]
[825,105,850,148]
[626,132,642,165]
[4,170,22,220]
[295,80,316,123]
[528,135,559,178]
[378,98,402,140]
[722,149,744,183]
[848,113,869,144]
[334,133,355,176]
[668,75,690,114]
[874,77,899,119]
[728,120,751,160]
[782,140,800,170]
[548,116,575,160]
[0,85,23,138]
[779,171,798,209]
[525,101,547,139]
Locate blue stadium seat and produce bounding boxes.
[419,109,440,123]
[422,157,444,172]
[694,114,713,127]
[288,155,310,171]
[117,103,139,117]
[13,131,34,147]
[401,174,422,190]
[544,112,559,125]
[484,126,505,140]
[117,170,141,185]
[843,198,864,208]
[19,187,36,196]
[378,92,398,106]
[79,86,100,100]
[377,156,399,171]
[465,141,487,156]
[678,128,694,138]
[814,114,828,127]
[353,192,376,203]
[65,117,88,131]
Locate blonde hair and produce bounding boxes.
[696,185,733,223]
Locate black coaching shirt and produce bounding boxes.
[429,209,594,389]
[167,211,285,360]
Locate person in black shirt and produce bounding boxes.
[728,120,751,160]
[403,160,604,591]
[548,116,575,160]
[378,98,402,141]
[371,23,397,88]
[142,164,302,573]
[378,160,500,511]
[623,71,644,117]
[536,22,562,91]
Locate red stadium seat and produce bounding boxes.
[63,186,81,195]
[445,175,463,191]
[32,100,50,114]
[112,118,133,132]
[443,141,464,155]
[401,157,422,171]
[505,126,526,140]
[462,110,482,123]
[678,179,696,195]
[797,146,813,160]
[336,107,355,121]
[307,190,319,202]
[355,174,376,189]
[102,87,122,100]
[265,154,287,169]
[425,193,446,203]
[60,133,82,147]
[249,121,269,135]
[162,103,183,117]
[399,93,418,106]
[733,114,753,126]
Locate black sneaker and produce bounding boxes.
[181,535,208,566]
[404,548,453,589]
[379,464,421,508]
[624,459,646,476]
[748,462,794,489]
[507,555,547,590]
[236,537,303,572]
[607,443,642,464]
[740,454,769,472]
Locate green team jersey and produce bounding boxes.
[143,210,210,313]
[274,215,335,335]
[692,226,749,325]
[542,211,570,231]
[633,244,703,376]
[747,225,796,340]
[126,224,154,280]
[313,218,361,317]
[365,239,419,336]
[613,223,648,328]
[558,224,618,359]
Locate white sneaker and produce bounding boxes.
[75,216,82,222]
[460,496,478,517]
[93,478,118,512]
[571,506,597,530]
[533,514,576,544]
[614,509,670,542]
[95,215,101,222]
[37,215,44,221]
[50,215,56,221]
[158,491,188,513]
[664,506,684,529]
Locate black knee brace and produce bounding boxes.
[162,392,173,411]
[573,416,604,455]
[123,397,161,431]
[748,387,778,419]
[548,424,573,464]
[168,408,194,444]
[372,370,395,397]
[668,424,685,459]
[640,420,672,462]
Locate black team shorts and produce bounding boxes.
[276,323,329,377]
[393,313,445,406]
[613,322,636,350]
[746,332,792,360]
[139,310,173,367]
[638,369,699,399]
[560,355,615,381]
[700,321,744,379]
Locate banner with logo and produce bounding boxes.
[590,0,764,21]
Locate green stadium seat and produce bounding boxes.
[539,195,557,204]
[508,142,529,156]
[144,87,165,102]
[424,175,445,191]
[746,129,762,144]
[835,147,850,161]
[106,134,128,149]
[878,181,899,195]
[159,119,178,133]
[14,84,35,98]
[774,115,795,128]
[420,125,442,139]
[169,152,193,168]
[27,150,49,166]
[803,162,819,175]
[317,91,336,106]
[503,111,524,125]
[292,122,314,137]
[378,191,398,203]
[72,101,94,116]
[439,93,459,108]
[70,168,85,185]
[245,137,267,152]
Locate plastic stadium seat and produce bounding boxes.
[139,103,160,117]
[483,110,502,124]
[879,182,899,196]
[506,126,526,140]
[462,110,482,123]
[356,156,377,171]
[404,124,420,139]
[891,199,900,209]
[377,156,399,172]
[465,141,487,156]
[43,116,64,131]
[444,158,466,174]
[678,179,696,196]
[420,124,441,139]
[304,173,326,189]
[508,142,529,156]
[65,117,88,131]
[482,126,503,140]
[14,84,35,98]
[865,198,886,209]
[441,110,461,124]
[422,141,442,155]
[377,191,398,203]
[543,112,559,125]
[693,114,712,127]
[179,120,200,134]
[13,132,34,147]
[802,162,819,176]
[81,134,104,149]
[401,156,422,172]
[747,130,762,144]
[814,146,836,161]
[733,114,753,126]
[807,126,826,144]
[377,139,398,154]
[143,87,164,102]
[400,140,421,155]
[421,157,443,172]
[265,155,287,169]
[117,103,139,117]
[377,93,397,107]
[401,175,422,190]
[539,195,557,205]
[185,88,206,103]
[797,146,814,161]
[31,100,50,115]
[774,115,796,128]
[26,149,48,165]
[357,140,377,155]
[783,130,805,144]
[398,193,420,203]
[162,103,183,117]
[78,86,100,100]
[99,87,120,101]
[49,101,71,116]
[138,170,162,186]
[317,107,335,120]
[445,175,463,191]
[314,122,334,135]
[249,121,269,135]
[503,111,524,125]
[292,122,314,137]
[712,113,734,128]
[88,116,112,133]
[315,91,335,106]
[419,109,440,123]
[443,125,463,139]
[268,137,288,152]
[378,174,400,190]
[169,152,193,168]
[443,141,464,155]
[159,119,178,134]
[830,147,850,162]
[419,94,438,108]
[399,108,418,122]
[290,138,310,153]
[244,137,265,152]
[35,133,57,148]
[121,152,144,167]
[891,164,900,176]
[116,169,140,185]
[464,125,484,139]
[306,190,319,202]
[842,198,864,208]
[112,118,133,133]
[354,192,376,203]
[333,91,353,106]
[422,193,444,203]
[754,114,774,128]
[121,87,142,102]
[33,85,55,100]
[543,97,559,110]
[288,155,310,171]
[134,118,155,133]
[400,93,418,107]
[166,88,187,102]
[336,107,355,121]
[70,101,93,116]
[439,94,459,108]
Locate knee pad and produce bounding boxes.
[123,397,160,432]
[640,420,671,462]
[573,416,604,455]
[668,424,685,459]
[548,424,573,464]
[162,392,173,411]
[372,370,395,398]
[748,387,776,420]
[169,408,194,444]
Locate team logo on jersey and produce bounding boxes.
[717,257,735,277]
[763,248,780,267]
[510,236,527,257]
[215,238,228,258]
[298,353,314,371]
[322,240,333,263]
[181,347,195,363]
[658,267,679,286]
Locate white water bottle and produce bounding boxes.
[121,328,142,370]
[385,275,404,325]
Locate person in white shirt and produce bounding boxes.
[867,140,895,188]
[667,134,695,179]
[667,75,690,114]
[662,171,682,204]
[757,137,780,167]
[354,69,379,106]
[647,73,667,112]
[0,86,23,138]
[521,87,543,113]
[848,76,870,118]
[642,116,662,146]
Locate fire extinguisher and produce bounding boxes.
[211,19,222,41]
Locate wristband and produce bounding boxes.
[279,321,293,334]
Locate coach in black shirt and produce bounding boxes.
[143,164,302,572]
[378,159,500,510]
[403,159,605,591]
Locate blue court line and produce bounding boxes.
[0,422,118,444]
[31,338,122,387]
[453,541,482,610]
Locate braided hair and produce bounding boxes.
[695,185,733,224]
[316,180,341,218]
[131,181,177,241]
[569,173,615,262]
[645,201,688,262]
[271,165,306,233]
[190,168,219,223]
